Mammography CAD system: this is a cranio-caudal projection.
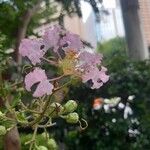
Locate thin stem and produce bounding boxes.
[23,109,42,114]
[54,80,71,91]
[20,102,42,114]
[28,80,71,127]
[29,126,38,150]
[44,128,48,142]
[49,74,65,82]
[79,118,88,130]
[56,51,62,60]
[22,65,32,74]
[38,122,56,128]
[28,93,54,127]
[42,57,58,66]
[9,80,23,88]
[49,104,62,117]
[2,116,16,122]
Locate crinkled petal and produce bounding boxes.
[43,25,61,51]
[91,81,103,89]
[79,51,102,68]
[33,80,54,97]
[60,33,83,51]
[99,67,109,83]
[82,67,99,83]
[19,39,48,65]
[25,68,47,91]
[82,67,109,89]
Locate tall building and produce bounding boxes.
[64,1,97,48]
[98,0,124,42]
[64,0,125,48]
[139,0,150,50]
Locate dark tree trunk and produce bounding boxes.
[120,0,149,60]
[4,127,21,150]
[3,95,21,150]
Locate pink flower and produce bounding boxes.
[24,68,54,97]
[99,67,109,83]
[82,67,109,89]
[76,51,109,89]
[19,39,48,65]
[43,25,62,52]
[33,80,54,97]
[60,32,83,52]
[79,51,103,68]
[19,25,109,95]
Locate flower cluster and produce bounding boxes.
[19,25,109,97]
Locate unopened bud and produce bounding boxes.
[41,132,49,139]
[66,112,79,124]
[49,103,64,117]
[64,100,77,113]
[0,125,6,136]
[47,139,57,150]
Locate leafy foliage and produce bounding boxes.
[60,40,150,149]
[0,0,57,49]
[0,0,103,51]
[97,37,127,59]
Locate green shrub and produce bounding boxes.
[97,37,126,57]
[62,54,150,150]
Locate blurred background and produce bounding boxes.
[1,0,150,149]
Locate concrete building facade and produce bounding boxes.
[139,0,150,49]
[64,0,124,48]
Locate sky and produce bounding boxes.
[81,0,117,23]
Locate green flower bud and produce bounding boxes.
[41,132,49,139]
[66,112,79,124]
[49,103,64,117]
[37,146,48,150]
[64,100,77,113]
[47,139,57,150]
[0,125,7,136]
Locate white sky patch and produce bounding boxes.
[81,0,117,23]
[103,0,116,9]
[81,1,92,23]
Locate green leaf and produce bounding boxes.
[11,93,21,108]
[16,112,28,124]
